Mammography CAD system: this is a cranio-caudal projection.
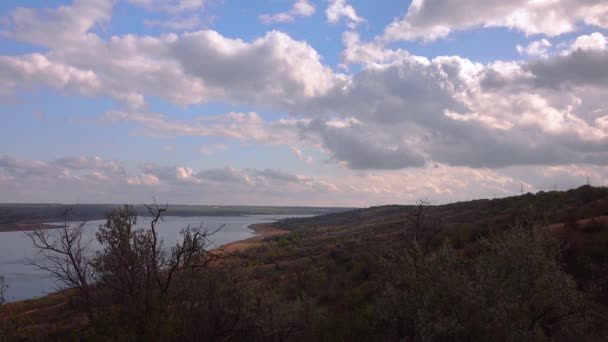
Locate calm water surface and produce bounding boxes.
[0,215,302,302]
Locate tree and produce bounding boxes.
[26,210,94,317]
[25,202,229,339]
[90,203,227,338]
[0,275,6,307]
[404,200,443,254]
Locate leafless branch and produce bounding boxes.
[26,208,94,317]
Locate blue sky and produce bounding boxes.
[1,0,607,206]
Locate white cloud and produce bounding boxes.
[299,41,608,169]
[259,0,315,24]
[0,0,114,48]
[516,38,551,57]
[0,54,101,95]
[326,0,365,28]
[2,2,608,176]
[19,28,339,108]
[340,31,411,66]
[127,173,160,186]
[569,32,608,52]
[173,30,341,104]
[382,0,608,42]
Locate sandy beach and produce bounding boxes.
[221,223,287,253]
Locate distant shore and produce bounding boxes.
[0,223,62,233]
[221,223,287,253]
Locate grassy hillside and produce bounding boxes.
[270,185,608,302]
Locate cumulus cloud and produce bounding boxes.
[172,30,341,105]
[259,0,315,24]
[2,1,341,108]
[302,118,427,169]
[524,34,608,89]
[0,54,101,95]
[340,31,411,66]
[382,0,608,42]
[301,41,608,169]
[517,38,552,57]
[325,0,365,28]
[569,32,608,52]
[0,0,114,47]
[2,1,608,176]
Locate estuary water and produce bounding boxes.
[0,215,301,302]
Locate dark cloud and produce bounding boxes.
[526,49,608,89]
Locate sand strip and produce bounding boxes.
[220,223,287,253]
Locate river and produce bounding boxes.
[0,215,302,302]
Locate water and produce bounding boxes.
[0,215,301,302]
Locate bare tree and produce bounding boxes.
[26,209,94,316]
[0,275,6,307]
[144,201,227,301]
[404,200,443,254]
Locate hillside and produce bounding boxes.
[275,185,608,235]
[267,185,608,304]
[2,186,608,340]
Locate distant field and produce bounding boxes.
[0,203,355,228]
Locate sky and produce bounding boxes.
[0,0,607,207]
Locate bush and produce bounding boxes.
[374,224,597,341]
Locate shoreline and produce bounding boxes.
[0,223,63,233]
[220,223,288,253]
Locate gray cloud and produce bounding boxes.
[526,49,608,89]
[303,119,426,169]
[382,0,608,41]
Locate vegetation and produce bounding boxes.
[0,275,30,341]
[0,275,5,307]
[2,185,608,340]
